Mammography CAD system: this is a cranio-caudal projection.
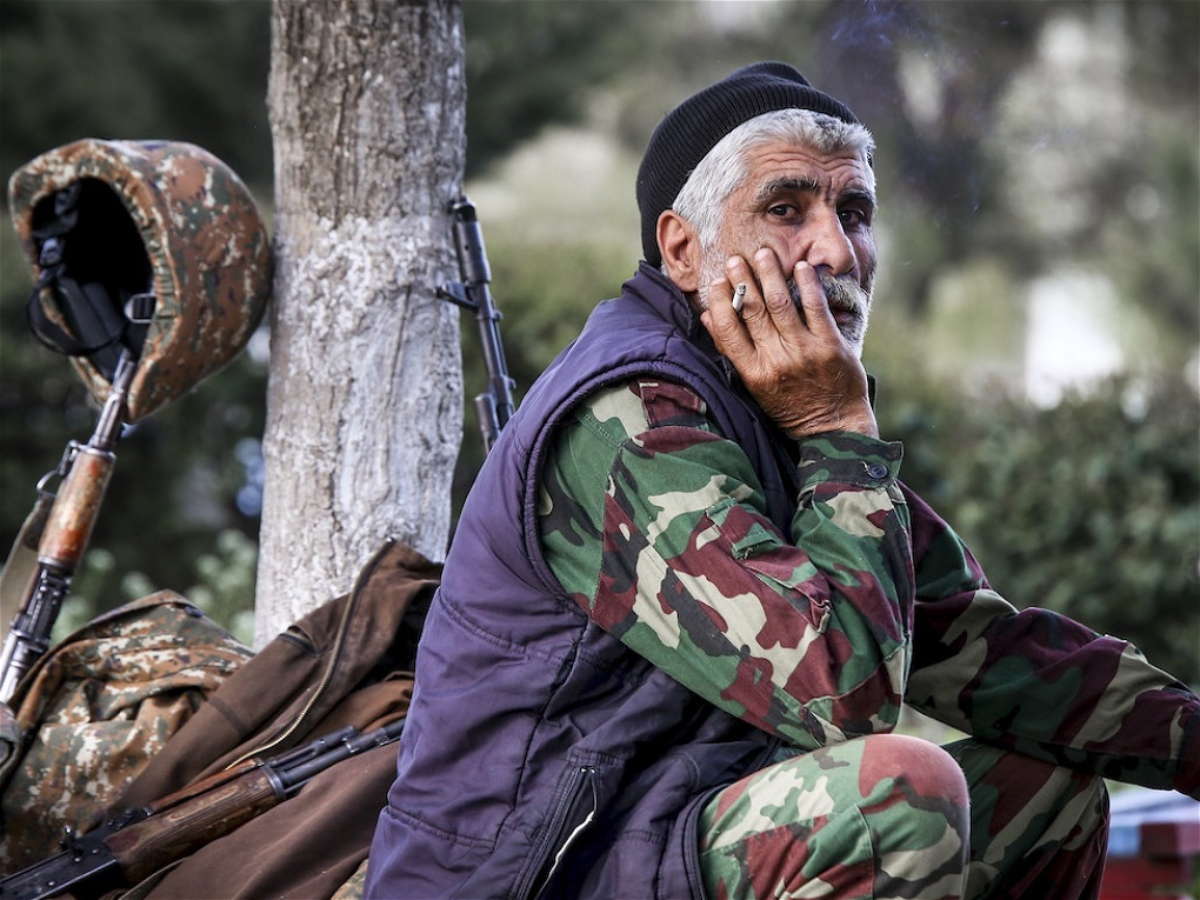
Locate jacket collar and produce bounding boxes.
[624,262,733,380]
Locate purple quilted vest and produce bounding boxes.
[366,265,798,900]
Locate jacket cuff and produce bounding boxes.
[796,432,904,490]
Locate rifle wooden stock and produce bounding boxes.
[0,719,405,900]
[0,444,115,703]
[0,352,134,704]
[105,765,285,885]
[35,445,116,570]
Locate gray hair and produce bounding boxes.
[671,108,876,254]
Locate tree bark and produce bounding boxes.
[256,0,464,646]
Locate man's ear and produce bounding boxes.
[657,211,701,293]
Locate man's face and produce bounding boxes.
[697,138,877,354]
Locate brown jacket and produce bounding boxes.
[105,539,438,899]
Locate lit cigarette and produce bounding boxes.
[732,283,747,313]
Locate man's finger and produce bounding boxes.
[700,277,750,357]
[751,248,801,331]
[791,261,840,341]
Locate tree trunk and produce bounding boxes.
[256,0,464,646]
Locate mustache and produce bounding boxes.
[787,273,869,319]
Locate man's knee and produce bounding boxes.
[860,733,971,812]
[699,736,973,900]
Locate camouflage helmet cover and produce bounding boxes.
[7,139,272,422]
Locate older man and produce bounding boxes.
[366,62,1198,900]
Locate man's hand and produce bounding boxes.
[700,249,878,439]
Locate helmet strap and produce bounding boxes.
[25,184,155,383]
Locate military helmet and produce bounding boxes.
[7,139,272,423]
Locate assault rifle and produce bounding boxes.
[0,717,406,900]
[0,347,137,704]
[438,196,516,454]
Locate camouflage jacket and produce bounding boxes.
[539,378,1200,797]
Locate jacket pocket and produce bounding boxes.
[512,762,600,900]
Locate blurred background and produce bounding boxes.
[0,0,1196,684]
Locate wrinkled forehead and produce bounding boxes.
[740,136,876,200]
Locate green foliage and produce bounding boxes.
[876,370,1200,687]
[0,0,272,187]
[56,527,258,646]
[961,380,1198,686]
[462,1,660,178]
[454,231,634,504]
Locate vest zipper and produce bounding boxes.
[516,764,599,900]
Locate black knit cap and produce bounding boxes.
[636,61,860,266]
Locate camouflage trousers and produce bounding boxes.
[698,734,1109,900]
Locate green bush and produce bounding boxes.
[880,373,1200,687]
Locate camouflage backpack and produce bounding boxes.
[0,593,251,870]
[0,540,436,899]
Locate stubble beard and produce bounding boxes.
[818,275,872,356]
